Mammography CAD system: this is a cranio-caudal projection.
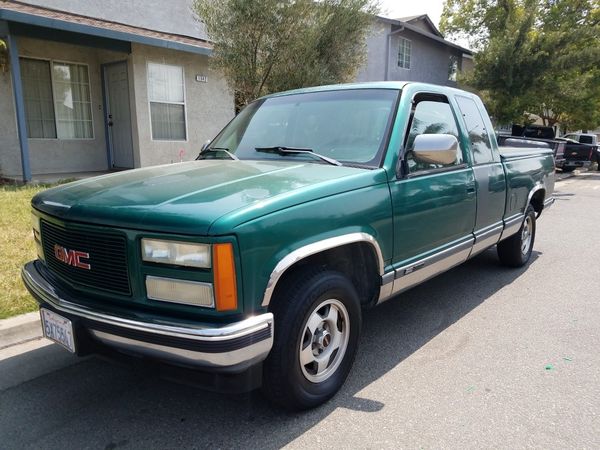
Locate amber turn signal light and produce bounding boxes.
[213,243,238,311]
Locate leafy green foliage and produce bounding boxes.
[193,0,378,111]
[441,0,600,130]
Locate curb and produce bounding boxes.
[0,311,42,350]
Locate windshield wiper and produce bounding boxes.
[255,146,342,167]
[196,147,239,160]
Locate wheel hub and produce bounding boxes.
[521,215,532,254]
[299,299,350,383]
[313,327,331,353]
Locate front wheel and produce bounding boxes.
[497,205,536,267]
[262,269,361,410]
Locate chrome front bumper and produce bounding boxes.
[22,261,273,372]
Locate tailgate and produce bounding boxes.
[565,144,593,162]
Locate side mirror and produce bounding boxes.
[412,134,459,165]
[200,139,211,152]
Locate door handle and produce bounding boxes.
[466,186,476,195]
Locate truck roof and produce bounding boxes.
[259,81,472,100]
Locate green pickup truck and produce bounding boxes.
[23,82,555,410]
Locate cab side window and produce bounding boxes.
[405,97,463,174]
[455,96,494,165]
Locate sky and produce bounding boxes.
[378,0,472,49]
[379,0,445,27]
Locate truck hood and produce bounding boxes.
[33,160,385,235]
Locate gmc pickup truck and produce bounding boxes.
[23,82,555,410]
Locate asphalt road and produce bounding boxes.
[1,171,599,449]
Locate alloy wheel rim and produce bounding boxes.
[299,298,350,383]
[521,215,533,255]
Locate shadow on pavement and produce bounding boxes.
[0,249,539,449]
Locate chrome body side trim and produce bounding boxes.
[377,272,395,302]
[527,183,545,207]
[499,213,524,241]
[470,224,503,256]
[377,237,474,304]
[22,262,273,371]
[261,232,385,307]
[543,196,554,210]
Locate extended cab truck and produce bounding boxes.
[22,82,555,410]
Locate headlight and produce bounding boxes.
[32,213,44,261]
[141,239,211,268]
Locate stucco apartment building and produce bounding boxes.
[356,15,473,86]
[0,0,234,182]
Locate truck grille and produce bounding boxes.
[41,221,131,296]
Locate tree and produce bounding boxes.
[193,0,378,111]
[441,0,600,130]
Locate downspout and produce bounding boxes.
[6,32,31,182]
[385,25,404,81]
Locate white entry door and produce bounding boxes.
[105,62,134,168]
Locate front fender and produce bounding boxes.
[233,184,393,314]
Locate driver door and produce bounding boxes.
[388,92,476,294]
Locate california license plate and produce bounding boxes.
[40,309,76,353]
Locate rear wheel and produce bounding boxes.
[497,205,536,267]
[262,269,361,410]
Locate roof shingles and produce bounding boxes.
[0,0,212,51]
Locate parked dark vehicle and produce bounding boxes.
[561,133,600,171]
[501,124,599,172]
[555,137,596,172]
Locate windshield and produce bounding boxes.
[208,89,399,167]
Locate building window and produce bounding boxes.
[19,58,93,139]
[397,37,411,69]
[448,55,459,81]
[148,62,186,141]
[52,62,93,139]
[20,58,56,138]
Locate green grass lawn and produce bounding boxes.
[0,183,51,319]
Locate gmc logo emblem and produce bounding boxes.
[53,244,91,270]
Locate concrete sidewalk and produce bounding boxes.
[0,311,42,350]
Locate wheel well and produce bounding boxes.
[530,189,545,214]
[269,242,381,310]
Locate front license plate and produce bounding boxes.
[40,309,76,353]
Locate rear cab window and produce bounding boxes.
[455,96,497,165]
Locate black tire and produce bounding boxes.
[262,268,362,410]
[561,167,575,172]
[497,205,536,267]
